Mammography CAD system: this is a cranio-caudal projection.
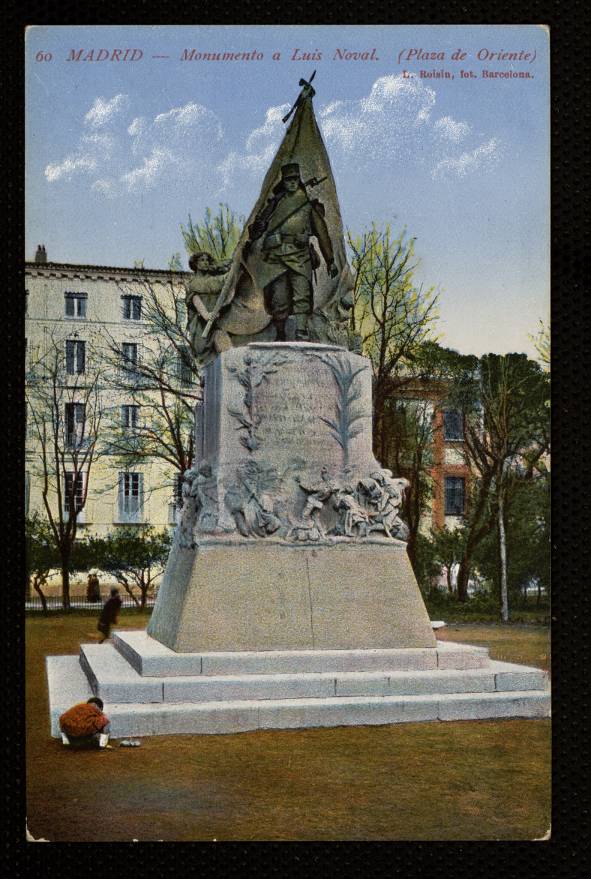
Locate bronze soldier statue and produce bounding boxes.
[248,162,339,341]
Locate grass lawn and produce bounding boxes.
[26,613,550,842]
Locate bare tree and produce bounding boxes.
[97,273,200,506]
[346,224,439,463]
[383,395,436,562]
[25,333,106,609]
[97,205,244,499]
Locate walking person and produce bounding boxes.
[97,587,122,643]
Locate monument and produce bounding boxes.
[147,340,435,653]
[46,77,549,736]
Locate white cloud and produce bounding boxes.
[433,115,471,143]
[432,138,501,179]
[120,147,177,193]
[45,96,224,198]
[44,80,501,201]
[313,75,500,182]
[124,102,223,189]
[153,103,220,132]
[91,178,117,198]
[245,104,289,152]
[215,78,438,189]
[319,75,436,158]
[44,155,97,182]
[218,143,277,188]
[217,104,289,189]
[214,76,498,193]
[127,117,146,137]
[84,94,129,128]
[80,131,117,161]
[45,95,127,185]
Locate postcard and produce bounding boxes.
[25,24,550,842]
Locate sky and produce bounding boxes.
[25,25,549,358]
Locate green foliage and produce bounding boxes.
[441,352,550,609]
[168,252,184,272]
[449,353,550,473]
[382,396,435,548]
[180,204,244,260]
[25,513,115,610]
[529,319,550,371]
[411,532,441,596]
[472,476,550,606]
[84,527,172,608]
[345,224,441,547]
[424,589,500,620]
[346,225,439,383]
[429,525,468,590]
[26,514,60,595]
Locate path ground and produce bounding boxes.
[26,613,550,841]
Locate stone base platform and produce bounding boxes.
[46,630,550,738]
[147,539,437,653]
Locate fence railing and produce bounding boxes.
[25,595,157,612]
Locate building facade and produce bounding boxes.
[430,406,471,530]
[25,249,194,544]
[385,384,471,534]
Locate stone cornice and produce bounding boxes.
[25,261,190,282]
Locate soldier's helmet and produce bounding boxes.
[281,163,301,181]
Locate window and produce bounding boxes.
[444,476,465,516]
[121,295,142,320]
[65,402,85,448]
[118,472,144,523]
[25,290,29,315]
[122,342,138,367]
[121,342,140,381]
[443,410,464,441]
[64,291,87,318]
[65,339,86,375]
[121,404,139,430]
[64,471,85,515]
[168,473,184,525]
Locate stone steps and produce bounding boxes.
[112,630,489,677]
[46,629,550,738]
[79,642,548,705]
[47,655,550,737]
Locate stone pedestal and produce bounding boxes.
[148,539,435,653]
[147,342,435,653]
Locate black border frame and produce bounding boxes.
[5,4,588,874]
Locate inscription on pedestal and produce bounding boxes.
[256,359,338,458]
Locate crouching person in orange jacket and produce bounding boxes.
[59,696,111,749]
